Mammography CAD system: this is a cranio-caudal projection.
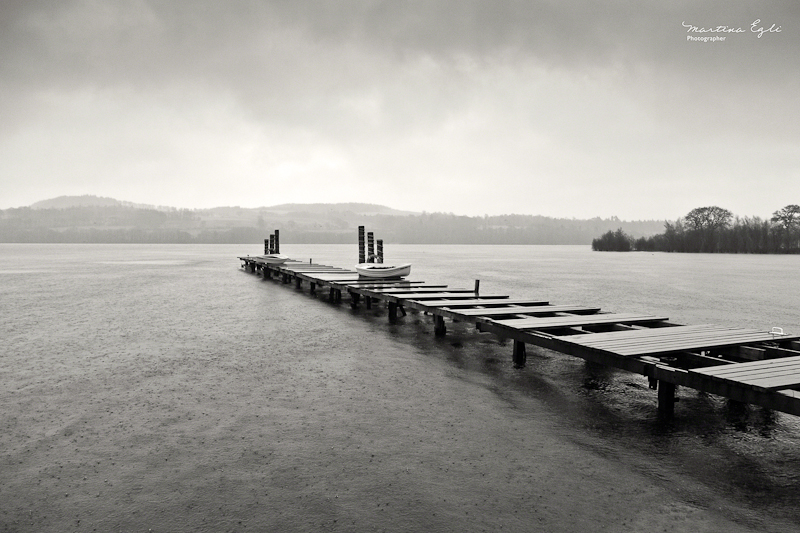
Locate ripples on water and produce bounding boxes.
[3,243,800,531]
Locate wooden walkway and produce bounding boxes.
[239,255,800,418]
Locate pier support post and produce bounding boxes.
[310,282,316,295]
[388,302,398,321]
[329,288,336,302]
[434,315,446,336]
[657,381,677,418]
[295,277,302,289]
[365,297,372,309]
[513,340,527,368]
[358,226,365,264]
[263,267,270,280]
[350,292,361,309]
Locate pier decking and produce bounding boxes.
[239,255,800,418]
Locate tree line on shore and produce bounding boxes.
[592,205,800,253]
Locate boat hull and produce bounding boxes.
[355,263,411,279]
[259,254,290,265]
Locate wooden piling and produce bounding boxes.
[367,232,375,263]
[474,280,480,296]
[264,239,269,254]
[434,315,447,336]
[358,226,365,264]
[657,381,676,418]
[274,230,280,254]
[269,234,275,254]
[513,340,527,368]
[377,239,384,264]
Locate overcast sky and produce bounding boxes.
[1,1,798,219]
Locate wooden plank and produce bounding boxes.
[563,325,792,357]
[453,305,601,317]
[693,356,800,377]
[369,287,475,294]
[410,298,549,308]
[491,313,668,331]
[387,292,510,301]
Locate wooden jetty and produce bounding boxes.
[239,250,800,419]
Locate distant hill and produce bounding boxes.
[27,196,419,217]
[258,203,418,216]
[30,195,163,211]
[2,195,667,244]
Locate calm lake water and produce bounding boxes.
[2,243,800,532]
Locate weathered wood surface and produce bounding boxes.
[409,298,550,308]
[692,356,800,391]
[452,304,601,317]
[489,312,669,331]
[564,324,799,357]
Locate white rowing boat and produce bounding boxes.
[355,263,411,279]
[258,254,290,265]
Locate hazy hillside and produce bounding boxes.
[1,195,666,244]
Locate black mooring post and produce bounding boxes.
[367,232,375,263]
[269,234,275,254]
[264,239,269,254]
[274,230,280,254]
[513,340,526,368]
[377,239,383,263]
[358,226,365,264]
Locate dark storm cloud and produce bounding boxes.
[1,0,798,216]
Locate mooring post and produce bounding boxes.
[657,381,677,418]
[264,239,269,254]
[367,232,375,262]
[434,315,446,336]
[269,234,275,254]
[274,230,280,254]
[377,239,383,263]
[474,279,480,296]
[358,226,365,264]
[513,340,527,368]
